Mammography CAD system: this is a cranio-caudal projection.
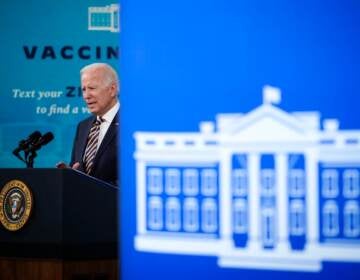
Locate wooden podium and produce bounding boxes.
[0,168,119,280]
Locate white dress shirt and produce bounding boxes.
[96,102,119,151]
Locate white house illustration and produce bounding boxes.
[88,4,120,33]
[133,85,360,271]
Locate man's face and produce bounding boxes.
[81,67,117,116]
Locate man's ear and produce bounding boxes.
[110,83,117,97]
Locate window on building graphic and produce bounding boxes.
[184,198,199,232]
[201,198,218,233]
[201,169,217,196]
[148,196,163,230]
[344,201,360,237]
[261,169,275,196]
[322,200,339,237]
[165,168,180,195]
[183,169,199,196]
[233,199,247,234]
[165,198,181,231]
[148,168,163,195]
[343,169,360,199]
[322,169,339,198]
[289,169,305,197]
[232,169,247,197]
[261,208,275,246]
[290,199,305,235]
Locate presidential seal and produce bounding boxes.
[0,180,33,231]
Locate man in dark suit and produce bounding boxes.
[59,63,119,186]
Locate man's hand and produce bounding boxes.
[56,161,80,170]
[72,162,80,169]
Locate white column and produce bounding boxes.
[137,159,147,235]
[220,148,233,248]
[276,153,290,252]
[305,148,319,250]
[248,153,261,250]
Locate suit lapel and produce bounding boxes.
[94,112,119,162]
[79,116,96,161]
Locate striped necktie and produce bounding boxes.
[83,117,104,174]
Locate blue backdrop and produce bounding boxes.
[0,0,119,167]
[121,1,360,279]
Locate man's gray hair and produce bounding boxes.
[80,63,119,88]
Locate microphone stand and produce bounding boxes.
[26,150,37,168]
[13,150,27,164]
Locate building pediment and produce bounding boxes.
[221,105,308,142]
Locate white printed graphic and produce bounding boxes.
[133,86,360,271]
[88,4,120,33]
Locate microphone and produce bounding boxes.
[13,131,42,155]
[25,132,54,153]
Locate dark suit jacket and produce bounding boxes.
[70,112,119,186]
